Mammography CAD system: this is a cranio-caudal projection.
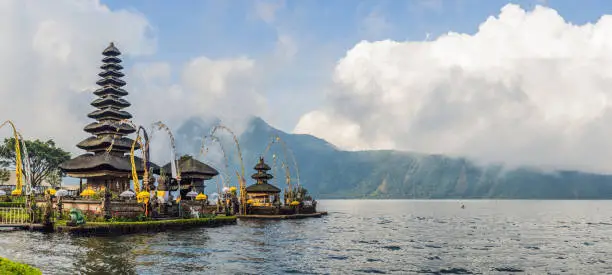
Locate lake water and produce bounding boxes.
[1,200,612,274]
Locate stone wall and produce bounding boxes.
[181,201,217,217]
[36,199,144,218]
[35,198,222,219]
[249,206,279,215]
[108,201,143,218]
[36,199,104,215]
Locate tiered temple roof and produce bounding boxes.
[60,42,157,178]
[80,42,137,154]
[156,156,219,180]
[246,157,280,193]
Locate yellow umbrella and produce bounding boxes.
[45,189,56,196]
[290,201,300,206]
[80,188,95,197]
[195,193,208,201]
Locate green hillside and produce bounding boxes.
[175,116,612,199]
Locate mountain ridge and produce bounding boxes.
[174,116,612,199]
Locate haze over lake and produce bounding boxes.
[0,200,610,274]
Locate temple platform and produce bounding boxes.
[237,211,328,220]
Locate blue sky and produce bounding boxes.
[99,0,612,132]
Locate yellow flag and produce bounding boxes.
[13,132,23,193]
[130,136,141,193]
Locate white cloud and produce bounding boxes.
[0,0,155,152]
[254,0,284,24]
[294,4,612,173]
[127,57,266,164]
[0,0,267,165]
[180,56,267,130]
[274,34,298,60]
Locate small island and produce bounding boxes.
[0,42,326,236]
[238,157,326,220]
[0,42,236,235]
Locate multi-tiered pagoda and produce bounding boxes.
[155,155,219,198]
[245,157,280,207]
[60,42,157,193]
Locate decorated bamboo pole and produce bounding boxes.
[200,135,231,189]
[200,135,233,211]
[209,124,246,214]
[261,135,301,188]
[152,121,182,215]
[107,120,152,217]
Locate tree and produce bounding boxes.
[0,138,71,187]
[46,171,62,188]
[0,168,9,183]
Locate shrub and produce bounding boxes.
[0,257,41,275]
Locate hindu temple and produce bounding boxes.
[155,155,219,198]
[59,42,158,193]
[245,157,281,207]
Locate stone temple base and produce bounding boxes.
[35,198,220,220]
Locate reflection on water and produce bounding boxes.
[2,200,612,274]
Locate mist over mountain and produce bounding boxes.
[175,116,612,199]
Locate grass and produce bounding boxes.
[0,257,41,275]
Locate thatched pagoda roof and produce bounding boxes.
[102,56,121,64]
[87,108,132,120]
[254,157,271,171]
[76,135,139,152]
[61,42,147,180]
[251,172,273,180]
[98,70,124,78]
[84,121,136,135]
[59,153,159,177]
[91,96,131,108]
[94,86,128,97]
[96,76,126,87]
[154,157,219,180]
[245,182,281,193]
[100,63,123,71]
[102,42,121,56]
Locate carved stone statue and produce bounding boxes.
[67,208,86,226]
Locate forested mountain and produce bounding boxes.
[174,116,612,199]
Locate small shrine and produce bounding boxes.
[155,155,219,198]
[245,157,281,207]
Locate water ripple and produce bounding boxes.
[2,200,612,274]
